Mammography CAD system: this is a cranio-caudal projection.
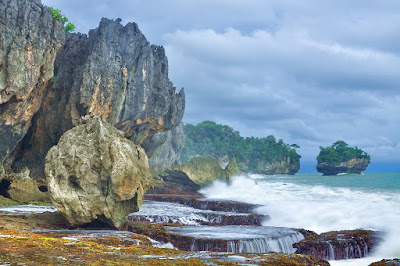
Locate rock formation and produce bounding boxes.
[0,1,185,201]
[248,155,299,175]
[165,156,241,187]
[317,158,370,175]
[294,230,382,260]
[0,0,65,185]
[45,116,152,227]
[149,122,185,170]
[370,259,400,266]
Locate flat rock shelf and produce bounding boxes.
[128,200,265,226]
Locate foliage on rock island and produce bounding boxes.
[317,140,370,165]
[181,120,301,172]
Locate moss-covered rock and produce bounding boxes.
[172,156,240,187]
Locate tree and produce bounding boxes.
[181,121,301,171]
[50,6,76,34]
[317,140,370,165]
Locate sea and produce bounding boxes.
[200,172,400,266]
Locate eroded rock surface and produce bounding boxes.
[1,14,184,198]
[0,0,65,180]
[317,157,370,175]
[45,116,152,227]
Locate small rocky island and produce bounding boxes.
[316,141,370,175]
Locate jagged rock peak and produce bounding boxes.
[5,14,185,187]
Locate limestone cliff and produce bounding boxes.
[253,155,299,175]
[149,122,185,170]
[0,0,65,182]
[316,157,370,175]
[0,6,185,199]
[223,155,299,175]
[169,156,240,187]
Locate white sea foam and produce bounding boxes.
[200,174,400,262]
[0,205,57,213]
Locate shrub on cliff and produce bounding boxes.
[181,120,301,172]
[50,6,75,34]
[317,140,370,165]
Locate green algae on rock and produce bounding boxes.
[171,156,240,187]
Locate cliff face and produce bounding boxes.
[173,156,240,186]
[149,122,185,170]
[6,18,184,184]
[316,157,370,175]
[0,0,65,180]
[0,3,185,200]
[238,156,299,175]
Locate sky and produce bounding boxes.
[42,0,400,171]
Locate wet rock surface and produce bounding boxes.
[167,225,304,253]
[370,259,400,266]
[145,194,259,213]
[45,116,152,227]
[317,157,370,175]
[294,229,382,260]
[128,200,265,226]
[0,226,329,265]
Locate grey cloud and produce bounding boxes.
[41,0,400,164]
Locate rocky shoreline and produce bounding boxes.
[0,184,392,266]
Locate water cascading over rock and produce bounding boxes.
[45,116,152,227]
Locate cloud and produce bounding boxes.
[41,0,400,164]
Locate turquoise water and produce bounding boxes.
[254,172,400,192]
[201,172,400,262]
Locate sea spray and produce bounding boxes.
[200,174,400,262]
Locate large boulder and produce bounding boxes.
[45,116,152,227]
[0,0,65,181]
[317,157,370,175]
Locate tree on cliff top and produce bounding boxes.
[50,6,76,34]
[317,140,370,165]
[181,120,301,172]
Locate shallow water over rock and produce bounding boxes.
[129,200,264,226]
[0,205,57,214]
[167,225,305,253]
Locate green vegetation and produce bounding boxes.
[317,140,370,165]
[50,76,56,83]
[130,66,135,72]
[181,120,301,171]
[50,7,76,34]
